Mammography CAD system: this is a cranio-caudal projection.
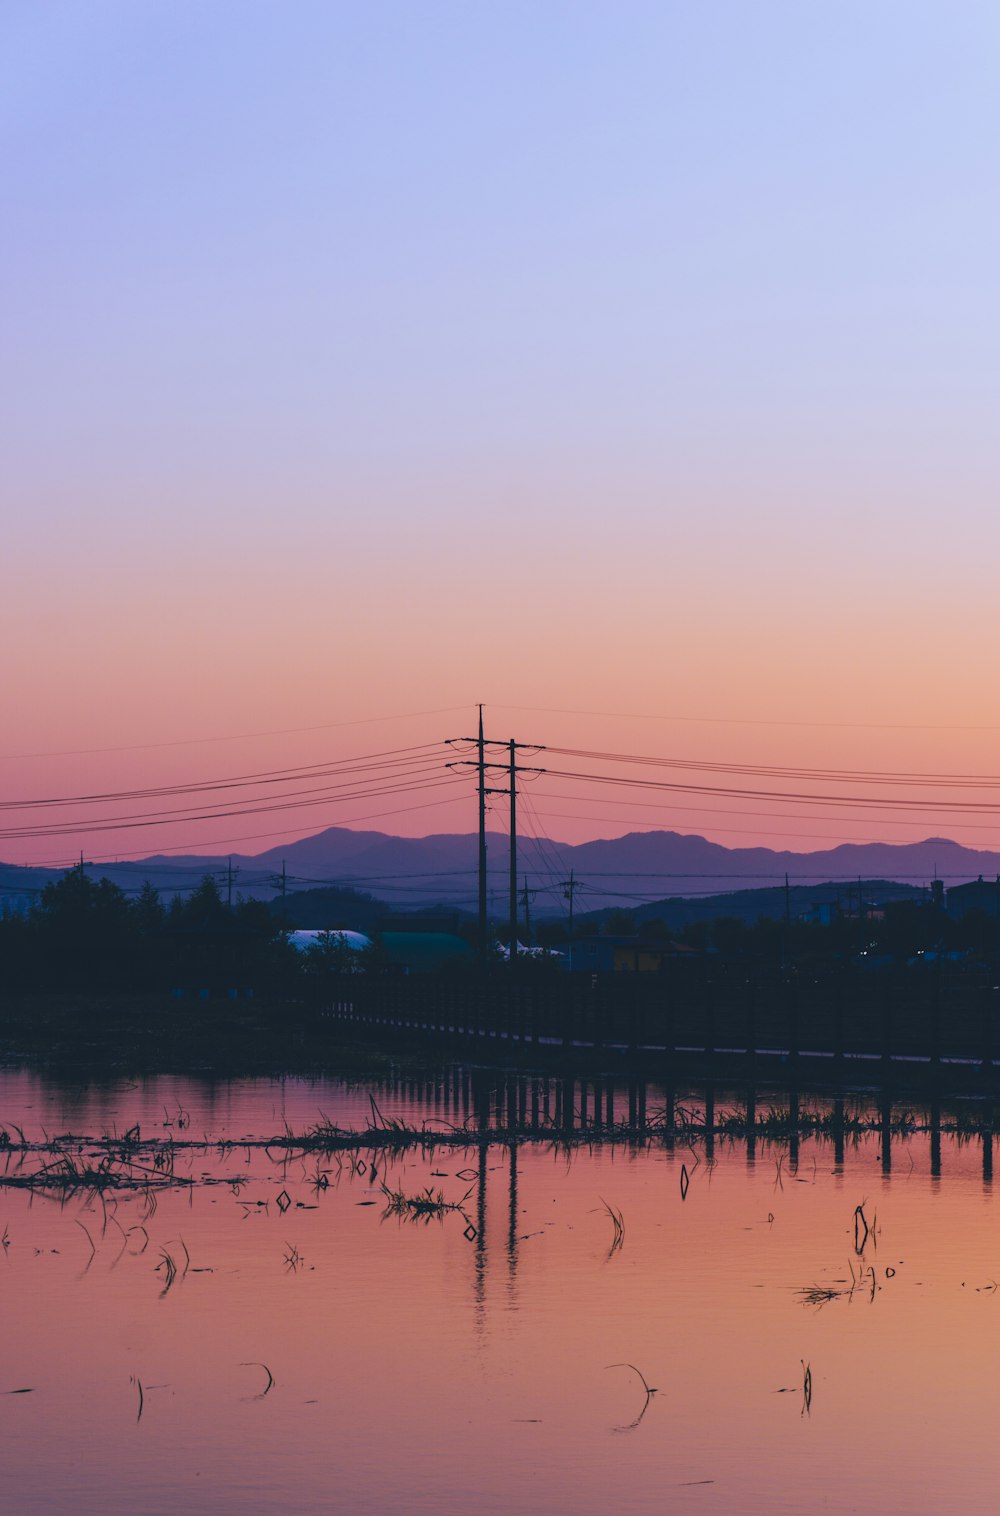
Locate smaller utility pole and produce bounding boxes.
[561,869,578,971]
[227,856,234,911]
[521,875,538,946]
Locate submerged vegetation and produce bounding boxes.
[380,1180,475,1222]
[0,1092,993,1204]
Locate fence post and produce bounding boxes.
[881,977,893,1074]
[930,964,941,1072]
[983,985,995,1075]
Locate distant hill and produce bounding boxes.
[267,884,385,931]
[577,878,931,933]
[4,829,1000,915]
[0,862,61,914]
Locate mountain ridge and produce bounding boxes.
[3,828,1000,914]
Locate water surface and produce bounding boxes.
[0,1066,996,1514]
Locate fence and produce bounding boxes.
[316,960,1000,1081]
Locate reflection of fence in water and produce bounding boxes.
[367,1065,997,1185]
[366,1069,997,1313]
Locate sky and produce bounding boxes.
[2,2,999,867]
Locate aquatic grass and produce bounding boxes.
[599,1198,625,1255]
[0,1144,192,1199]
[854,1203,870,1254]
[606,1363,657,1431]
[75,1218,97,1267]
[798,1283,848,1308]
[379,1180,474,1223]
[0,1094,994,1181]
[156,1246,178,1297]
[240,1362,274,1399]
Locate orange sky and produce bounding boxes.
[4,3,998,869]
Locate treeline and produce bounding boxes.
[535,899,1000,968]
[0,871,378,996]
[6,871,1000,999]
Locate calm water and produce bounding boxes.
[0,1064,997,1514]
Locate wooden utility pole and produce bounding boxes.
[562,868,577,971]
[521,875,537,945]
[509,739,517,960]
[478,706,487,969]
[444,718,545,967]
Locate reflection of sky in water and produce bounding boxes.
[0,1068,997,1514]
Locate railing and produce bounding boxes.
[317,963,1000,1079]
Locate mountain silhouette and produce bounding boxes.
[4,828,994,915]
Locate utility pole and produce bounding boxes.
[227,856,234,911]
[445,717,545,967]
[561,869,578,971]
[509,739,517,960]
[478,706,487,970]
[521,875,538,946]
[280,860,286,900]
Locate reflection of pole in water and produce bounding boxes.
[473,1072,491,1134]
[704,1085,715,1163]
[746,1086,756,1164]
[507,1142,519,1297]
[880,1097,892,1176]
[788,1089,799,1171]
[473,1142,488,1325]
[833,1098,845,1169]
[664,1085,675,1153]
[930,1100,941,1180]
[562,1078,574,1134]
[984,1112,994,1186]
[605,1078,615,1128]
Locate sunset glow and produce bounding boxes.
[4,2,999,871]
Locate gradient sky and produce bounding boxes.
[3,2,999,865]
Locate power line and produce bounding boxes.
[0,772,467,843]
[492,702,1000,734]
[0,745,447,814]
[544,745,1000,789]
[24,790,477,870]
[541,767,1000,816]
[526,787,1000,834]
[0,707,473,762]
